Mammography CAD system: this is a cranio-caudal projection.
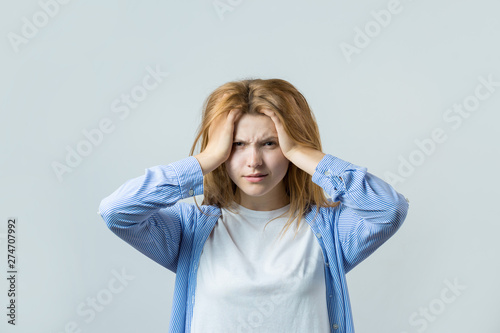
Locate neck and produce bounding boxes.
[235,191,290,211]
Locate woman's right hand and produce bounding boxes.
[195,108,243,175]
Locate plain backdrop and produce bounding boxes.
[1,1,499,332]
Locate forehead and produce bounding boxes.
[233,114,277,138]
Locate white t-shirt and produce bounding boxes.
[191,202,330,333]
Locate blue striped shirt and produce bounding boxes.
[98,154,409,333]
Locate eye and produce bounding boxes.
[264,141,276,146]
[233,142,244,146]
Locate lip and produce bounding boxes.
[244,174,267,183]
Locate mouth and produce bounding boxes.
[244,174,268,182]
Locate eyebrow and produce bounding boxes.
[233,136,278,143]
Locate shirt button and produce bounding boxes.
[405,197,410,203]
[324,171,331,176]
[325,262,329,267]
[316,233,322,238]
[189,189,194,195]
[333,324,339,330]
[329,294,333,298]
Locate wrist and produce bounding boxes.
[286,147,325,176]
[194,152,223,176]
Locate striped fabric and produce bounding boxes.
[99,154,409,333]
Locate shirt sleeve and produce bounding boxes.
[311,154,409,273]
[98,156,204,272]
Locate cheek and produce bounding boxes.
[226,151,245,166]
[279,161,290,176]
[224,156,239,179]
[270,154,290,175]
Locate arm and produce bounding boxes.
[98,156,204,272]
[311,153,409,273]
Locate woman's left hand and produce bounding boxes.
[258,108,299,159]
[259,108,326,176]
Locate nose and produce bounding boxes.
[247,146,262,168]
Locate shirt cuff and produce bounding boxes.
[167,156,204,199]
[311,154,359,200]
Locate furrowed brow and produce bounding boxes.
[234,136,278,143]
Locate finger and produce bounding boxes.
[258,108,272,118]
[228,109,243,126]
[227,108,240,120]
[260,108,278,122]
[259,109,283,131]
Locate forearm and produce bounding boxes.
[99,156,203,227]
[312,153,409,226]
[194,152,221,176]
[286,147,326,176]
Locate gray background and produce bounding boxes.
[1,0,499,332]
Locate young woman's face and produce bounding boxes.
[224,113,290,210]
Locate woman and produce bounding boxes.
[99,78,409,333]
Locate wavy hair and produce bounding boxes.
[189,78,339,240]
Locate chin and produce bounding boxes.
[240,188,268,198]
[241,190,266,197]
